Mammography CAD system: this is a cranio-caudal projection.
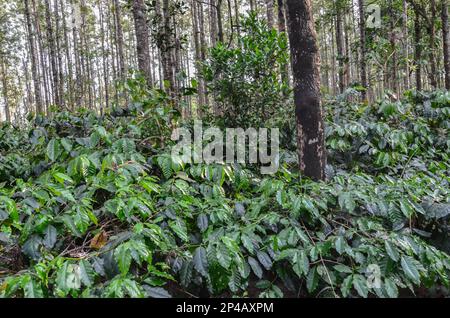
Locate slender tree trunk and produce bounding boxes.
[132,0,153,86]
[336,2,345,93]
[277,0,289,84]
[266,0,274,28]
[403,0,410,90]
[114,0,126,80]
[217,0,224,43]
[358,0,367,99]
[32,0,50,111]
[61,0,73,107]
[161,0,176,100]
[99,0,109,113]
[286,0,326,181]
[0,58,10,122]
[54,0,65,107]
[442,0,450,89]
[80,0,93,109]
[209,0,218,46]
[414,9,422,91]
[234,0,240,37]
[24,0,43,114]
[429,0,438,88]
[249,0,255,11]
[389,0,399,96]
[44,0,60,106]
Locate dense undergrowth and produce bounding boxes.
[0,90,449,298]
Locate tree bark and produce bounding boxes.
[358,0,367,100]
[132,0,153,86]
[24,0,43,114]
[429,0,438,88]
[114,0,126,80]
[414,9,422,91]
[44,0,60,106]
[286,0,326,181]
[217,0,224,43]
[442,0,450,89]
[266,0,274,28]
[0,58,10,122]
[336,2,345,93]
[209,0,218,46]
[277,0,289,84]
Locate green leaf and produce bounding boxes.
[248,256,263,279]
[306,267,319,293]
[169,219,188,242]
[293,250,309,277]
[256,251,272,270]
[400,256,420,284]
[22,235,42,260]
[79,260,95,287]
[353,274,368,298]
[193,247,208,277]
[384,241,399,262]
[384,278,398,298]
[22,276,43,298]
[197,214,209,233]
[47,138,62,161]
[115,244,132,275]
[334,264,352,273]
[43,225,57,249]
[216,244,232,269]
[180,260,193,287]
[335,236,346,255]
[144,286,172,298]
[53,172,74,185]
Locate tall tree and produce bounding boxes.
[442,0,450,89]
[335,0,345,93]
[132,0,152,86]
[286,0,326,181]
[265,0,274,28]
[358,0,367,100]
[277,0,289,84]
[44,0,60,106]
[0,57,10,122]
[24,0,43,114]
[113,0,126,80]
[414,7,422,90]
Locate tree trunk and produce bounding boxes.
[0,58,10,122]
[61,0,73,107]
[161,0,176,100]
[335,2,345,93]
[217,0,224,43]
[277,0,289,84]
[358,0,368,100]
[99,0,109,113]
[132,0,152,86]
[286,0,326,181]
[403,0,410,90]
[54,0,65,107]
[114,0,126,80]
[266,0,274,28]
[44,0,60,107]
[209,0,218,46]
[389,0,399,96]
[442,0,450,89]
[414,9,422,91]
[429,0,438,88]
[24,0,43,114]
